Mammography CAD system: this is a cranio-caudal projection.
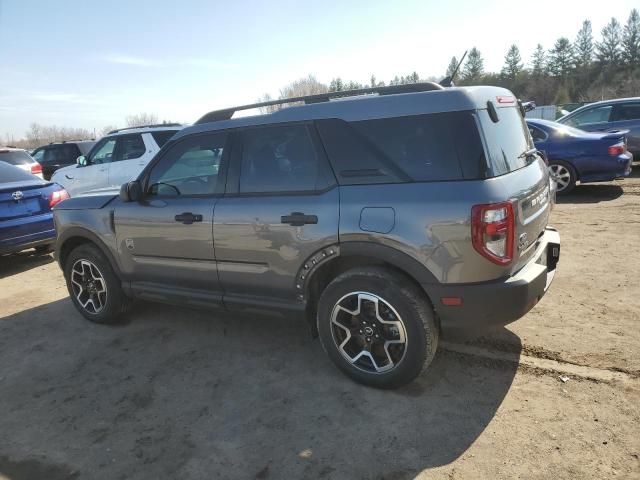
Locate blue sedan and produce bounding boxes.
[0,161,69,255]
[526,119,633,194]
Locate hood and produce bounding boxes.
[53,194,117,210]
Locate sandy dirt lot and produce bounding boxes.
[1,171,639,479]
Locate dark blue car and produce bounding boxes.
[0,161,69,255]
[526,119,633,194]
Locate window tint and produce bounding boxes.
[114,135,145,162]
[239,124,331,193]
[317,111,484,184]
[0,150,33,165]
[528,125,547,141]
[147,133,227,197]
[568,105,612,126]
[89,138,117,164]
[480,106,532,176]
[31,149,45,163]
[613,103,640,121]
[43,147,63,164]
[151,130,178,148]
[62,144,81,160]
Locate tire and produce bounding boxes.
[317,267,438,389]
[548,160,577,195]
[63,243,130,324]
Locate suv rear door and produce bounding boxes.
[213,123,339,310]
[610,101,640,155]
[479,103,551,273]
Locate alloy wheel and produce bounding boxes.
[549,164,571,192]
[330,292,407,374]
[70,259,108,314]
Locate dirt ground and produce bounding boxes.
[1,171,639,479]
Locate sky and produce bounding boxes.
[0,0,638,138]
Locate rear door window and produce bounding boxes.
[239,124,332,193]
[612,103,640,121]
[479,106,532,176]
[317,111,484,184]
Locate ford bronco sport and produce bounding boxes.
[54,83,560,388]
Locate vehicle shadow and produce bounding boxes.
[556,183,624,204]
[0,299,520,480]
[0,250,54,279]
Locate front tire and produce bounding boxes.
[317,267,438,389]
[64,243,130,324]
[549,161,577,195]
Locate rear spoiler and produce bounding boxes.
[600,129,629,139]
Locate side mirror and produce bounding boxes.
[76,155,87,167]
[119,181,142,202]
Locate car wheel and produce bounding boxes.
[548,161,577,194]
[317,267,438,389]
[64,243,130,324]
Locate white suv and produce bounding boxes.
[51,124,182,197]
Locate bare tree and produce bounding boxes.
[100,125,118,137]
[125,113,159,127]
[258,75,328,114]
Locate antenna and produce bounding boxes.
[439,50,468,87]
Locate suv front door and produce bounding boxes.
[108,133,148,190]
[114,132,229,307]
[213,123,339,311]
[66,137,116,195]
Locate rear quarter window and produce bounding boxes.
[316,111,485,185]
[479,106,532,177]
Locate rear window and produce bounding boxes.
[0,161,37,182]
[0,150,33,166]
[479,106,532,177]
[316,111,485,185]
[152,130,178,148]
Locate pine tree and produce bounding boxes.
[531,44,547,77]
[446,56,458,78]
[329,77,344,92]
[501,44,523,80]
[462,47,484,82]
[548,37,575,76]
[575,20,594,68]
[622,8,640,66]
[596,17,622,65]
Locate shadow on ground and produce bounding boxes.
[556,183,624,204]
[0,299,521,480]
[0,251,54,279]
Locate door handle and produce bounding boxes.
[281,212,318,226]
[175,212,203,225]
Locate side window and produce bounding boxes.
[113,134,146,162]
[146,133,227,197]
[31,148,45,163]
[239,124,331,193]
[151,130,177,148]
[43,146,62,164]
[567,106,612,126]
[62,144,81,161]
[529,125,547,141]
[612,103,640,121]
[88,138,117,165]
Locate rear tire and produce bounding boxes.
[549,160,577,195]
[317,267,438,389]
[64,243,130,324]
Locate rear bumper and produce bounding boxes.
[579,153,633,183]
[426,227,560,338]
[0,214,56,255]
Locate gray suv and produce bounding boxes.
[53,84,560,388]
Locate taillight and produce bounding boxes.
[49,188,70,208]
[31,162,43,175]
[608,143,625,156]
[471,201,515,265]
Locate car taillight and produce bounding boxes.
[49,188,70,208]
[471,201,515,265]
[31,162,43,175]
[608,143,625,156]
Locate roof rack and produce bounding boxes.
[195,82,445,125]
[107,123,183,135]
